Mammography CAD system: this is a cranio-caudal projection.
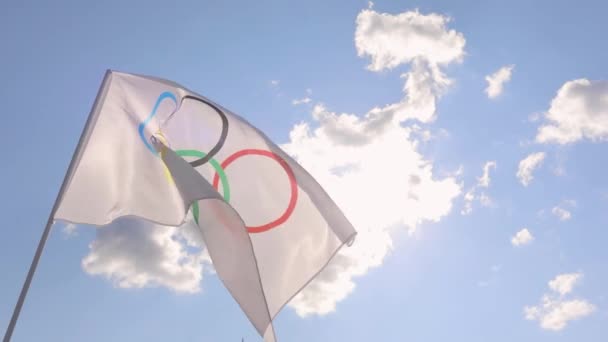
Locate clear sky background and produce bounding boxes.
[1,0,608,341]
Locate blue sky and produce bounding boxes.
[1,0,608,341]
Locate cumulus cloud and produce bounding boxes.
[536,79,608,144]
[549,273,582,295]
[81,218,211,294]
[461,161,496,215]
[283,123,462,231]
[511,228,534,246]
[270,80,280,86]
[525,272,595,331]
[485,65,514,99]
[354,8,465,123]
[282,8,465,316]
[283,120,460,316]
[517,152,546,186]
[76,8,465,317]
[355,9,465,72]
[525,298,595,331]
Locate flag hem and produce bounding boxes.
[268,230,357,323]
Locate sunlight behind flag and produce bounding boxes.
[53,70,357,341]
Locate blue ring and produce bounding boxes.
[138,91,178,154]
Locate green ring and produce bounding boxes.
[176,149,230,224]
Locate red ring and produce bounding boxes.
[212,149,298,233]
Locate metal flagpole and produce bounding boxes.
[3,70,112,342]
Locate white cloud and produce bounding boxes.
[270,80,280,86]
[367,1,374,9]
[517,152,546,186]
[525,272,595,331]
[525,298,595,331]
[283,119,461,316]
[367,59,452,123]
[292,97,312,105]
[81,218,211,294]
[461,188,475,215]
[282,8,465,316]
[353,8,465,124]
[77,8,465,316]
[478,161,496,188]
[461,161,496,215]
[511,228,534,246]
[552,206,572,221]
[536,79,608,144]
[485,65,514,99]
[549,273,582,295]
[550,199,575,221]
[355,9,465,72]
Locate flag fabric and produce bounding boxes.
[54,70,357,341]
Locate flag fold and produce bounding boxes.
[54,70,357,341]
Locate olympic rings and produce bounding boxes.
[139,92,229,169]
[173,95,229,168]
[176,149,230,225]
[139,92,299,233]
[212,149,298,234]
[139,91,177,154]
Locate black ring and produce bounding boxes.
[165,95,229,168]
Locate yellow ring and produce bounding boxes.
[154,131,176,185]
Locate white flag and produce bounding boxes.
[55,70,357,341]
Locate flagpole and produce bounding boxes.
[3,70,112,342]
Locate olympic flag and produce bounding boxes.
[52,70,357,341]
